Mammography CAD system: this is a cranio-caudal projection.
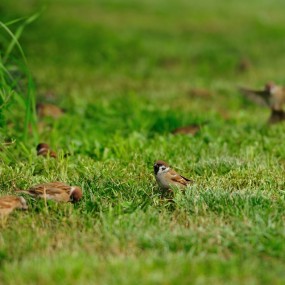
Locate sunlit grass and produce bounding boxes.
[0,13,40,142]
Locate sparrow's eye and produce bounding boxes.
[161,166,166,171]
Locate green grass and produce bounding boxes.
[1,0,285,284]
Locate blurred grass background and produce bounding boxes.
[1,0,285,284]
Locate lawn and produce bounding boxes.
[1,0,285,284]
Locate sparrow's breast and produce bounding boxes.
[156,173,170,189]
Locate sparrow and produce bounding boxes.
[36,103,64,119]
[188,88,212,98]
[236,58,251,73]
[0,196,28,217]
[239,82,285,124]
[172,124,200,135]
[17,182,83,203]
[37,143,57,158]
[239,82,285,111]
[153,160,193,192]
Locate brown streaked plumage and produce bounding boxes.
[17,182,82,203]
[153,160,193,192]
[36,103,64,119]
[37,143,57,158]
[0,196,28,217]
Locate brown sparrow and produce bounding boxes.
[37,143,57,158]
[239,82,285,110]
[188,88,212,98]
[153,160,193,192]
[0,196,28,217]
[17,182,82,203]
[239,82,285,123]
[236,58,251,73]
[36,103,64,119]
[172,124,200,136]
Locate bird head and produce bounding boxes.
[36,143,50,152]
[154,160,170,175]
[265,81,276,93]
[70,187,83,203]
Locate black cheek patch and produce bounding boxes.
[154,165,159,175]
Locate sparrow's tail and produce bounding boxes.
[14,189,32,196]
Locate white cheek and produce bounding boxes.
[70,186,75,194]
[158,167,169,174]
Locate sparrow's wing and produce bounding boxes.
[168,169,191,186]
[180,175,194,184]
[0,206,13,216]
[49,182,71,193]
[238,87,270,106]
[45,188,66,194]
[0,197,19,211]
[29,187,70,202]
[45,188,70,200]
[0,200,13,209]
[32,182,68,190]
[15,189,34,196]
[25,185,58,195]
